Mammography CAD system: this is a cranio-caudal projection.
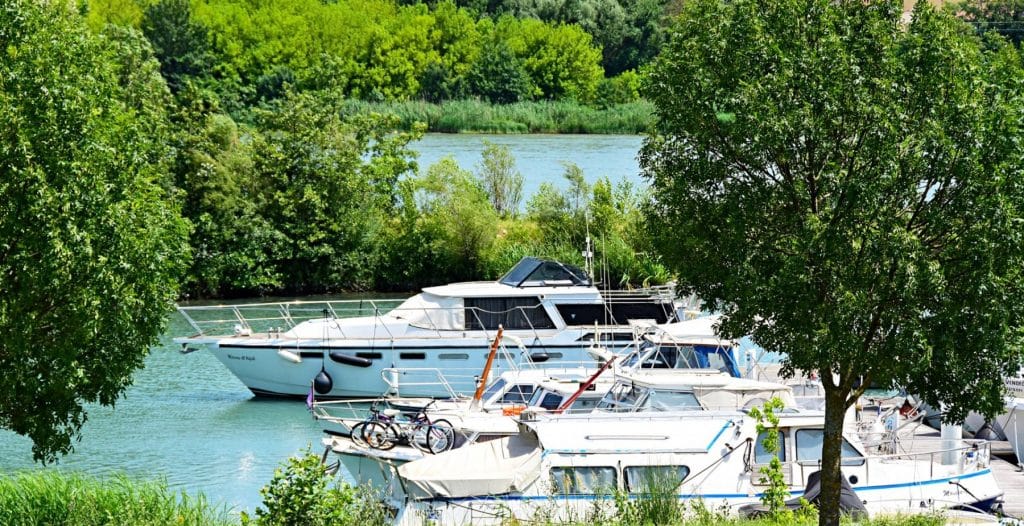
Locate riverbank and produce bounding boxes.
[340,99,655,134]
[0,469,951,526]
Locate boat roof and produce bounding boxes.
[423,257,594,295]
[647,315,735,347]
[617,369,788,392]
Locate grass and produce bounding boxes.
[0,469,953,526]
[339,99,655,134]
[0,471,233,526]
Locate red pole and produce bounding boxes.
[554,355,616,414]
[473,326,504,404]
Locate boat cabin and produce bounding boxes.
[595,369,797,412]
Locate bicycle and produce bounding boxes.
[359,400,456,454]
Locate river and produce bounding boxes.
[0,133,645,515]
[410,133,646,201]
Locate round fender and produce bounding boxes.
[328,351,373,368]
[528,352,550,363]
[313,370,333,395]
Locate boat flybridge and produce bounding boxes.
[387,409,1003,525]
[174,257,729,398]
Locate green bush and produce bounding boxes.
[242,449,388,526]
[0,471,231,526]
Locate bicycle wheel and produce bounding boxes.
[363,421,399,450]
[349,422,369,447]
[425,419,455,454]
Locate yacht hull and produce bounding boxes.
[207,334,622,398]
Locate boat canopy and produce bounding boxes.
[398,434,542,499]
[499,257,591,288]
[390,292,465,330]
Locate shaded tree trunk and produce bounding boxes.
[819,382,849,526]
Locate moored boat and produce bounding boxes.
[173,259,730,398]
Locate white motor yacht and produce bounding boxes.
[174,255,720,395]
[174,260,736,398]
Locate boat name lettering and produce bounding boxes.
[226,354,255,361]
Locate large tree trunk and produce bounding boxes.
[819,384,849,526]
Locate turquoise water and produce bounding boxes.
[410,133,645,203]
[0,311,322,515]
[0,134,646,515]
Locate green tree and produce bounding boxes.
[250,90,420,292]
[476,141,524,217]
[642,1,1024,524]
[466,38,533,103]
[954,0,1024,46]
[416,157,499,279]
[0,1,189,461]
[141,0,215,93]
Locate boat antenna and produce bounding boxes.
[583,215,594,285]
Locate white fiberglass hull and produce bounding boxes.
[392,468,1002,526]
[207,332,619,398]
[998,398,1024,464]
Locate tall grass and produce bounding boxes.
[339,99,655,134]
[0,471,233,526]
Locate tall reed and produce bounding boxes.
[339,99,654,134]
[0,471,233,526]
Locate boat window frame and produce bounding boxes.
[623,465,691,493]
[549,466,618,495]
[794,428,865,466]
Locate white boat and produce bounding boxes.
[387,409,1003,525]
[996,370,1024,465]
[321,366,798,488]
[174,259,736,398]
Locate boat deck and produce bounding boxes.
[903,423,1024,518]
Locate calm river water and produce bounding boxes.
[0,133,645,515]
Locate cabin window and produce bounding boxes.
[356,352,383,359]
[643,390,702,412]
[624,466,690,493]
[568,397,601,411]
[795,429,864,466]
[597,383,648,411]
[754,431,787,464]
[536,393,564,410]
[482,378,508,402]
[550,467,617,494]
[465,297,555,330]
[438,353,469,360]
[400,352,426,360]
[500,384,535,404]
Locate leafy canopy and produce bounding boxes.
[642,0,1024,523]
[0,0,189,461]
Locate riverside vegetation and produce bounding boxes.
[0,452,946,526]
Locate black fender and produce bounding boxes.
[328,351,373,368]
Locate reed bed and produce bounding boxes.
[0,471,233,526]
[339,99,655,134]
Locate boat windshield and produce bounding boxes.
[621,342,741,377]
[499,257,591,287]
[596,382,649,411]
[642,390,702,411]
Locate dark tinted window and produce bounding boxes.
[466,297,555,330]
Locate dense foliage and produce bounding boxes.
[953,0,1024,46]
[642,1,1024,525]
[0,0,189,461]
[83,0,664,116]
